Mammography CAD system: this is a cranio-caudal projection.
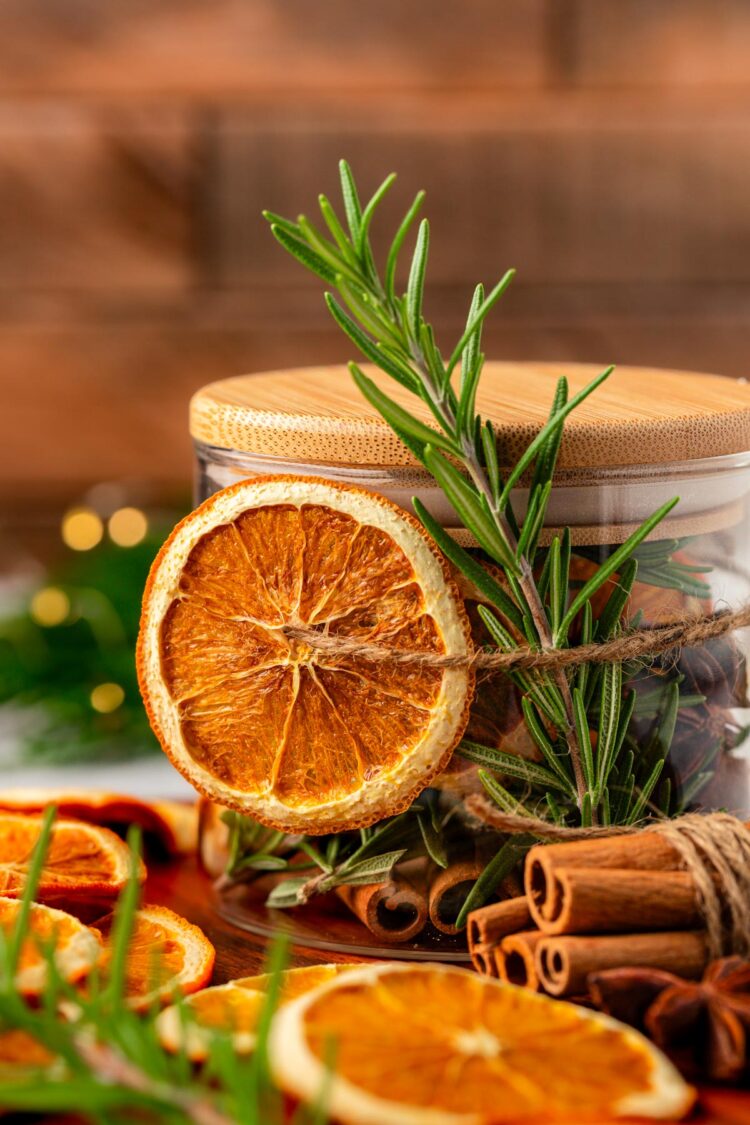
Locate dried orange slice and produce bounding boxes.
[93,905,215,1011]
[0,790,197,856]
[0,896,101,996]
[0,813,141,910]
[270,963,695,1124]
[137,477,474,834]
[156,963,354,1061]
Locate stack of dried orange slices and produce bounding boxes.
[0,807,213,1021]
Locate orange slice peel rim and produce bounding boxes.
[0,896,102,997]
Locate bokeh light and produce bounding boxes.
[30,587,70,627]
[108,506,148,547]
[90,682,125,714]
[62,507,104,551]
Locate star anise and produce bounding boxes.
[589,958,750,1082]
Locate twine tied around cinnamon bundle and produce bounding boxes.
[467,799,750,961]
[282,602,750,673]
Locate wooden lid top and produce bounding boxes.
[190,362,750,469]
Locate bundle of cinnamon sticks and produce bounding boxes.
[468,830,712,997]
[337,857,518,943]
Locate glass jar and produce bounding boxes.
[190,361,750,956]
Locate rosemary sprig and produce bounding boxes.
[0,811,328,1123]
[265,159,679,834]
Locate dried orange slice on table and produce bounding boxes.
[93,905,215,1010]
[156,963,354,1061]
[270,963,695,1124]
[0,790,197,856]
[138,477,473,833]
[0,812,142,914]
[0,897,100,996]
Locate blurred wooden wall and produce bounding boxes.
[2,0,750,509]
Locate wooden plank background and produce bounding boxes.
[2,0,750,508]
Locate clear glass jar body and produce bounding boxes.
[194,438,750,952]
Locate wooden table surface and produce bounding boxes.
[146,856,750,1125]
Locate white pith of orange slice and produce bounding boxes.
[137,476,474,834]
[156,963,355,1061]
[92,905,216,1011]
[269,962,695,1124]
[0,897,101,996]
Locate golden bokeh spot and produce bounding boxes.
[30,587,70,627]
[62,508,103,551]
[90,682,125,714]
[108,507,148,548]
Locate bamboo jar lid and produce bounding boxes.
[191,362,750,470]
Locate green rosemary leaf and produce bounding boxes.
[481,420,502,505]
[516,481,551,563]
[325,294,417,391]
[555,496,679,644]
[545,793,566,825]
[337,276,402,343]
[596,558,637,639]
[596,661,623,792]
[576,601,594,697]
[297,215,352,274]
[581,793,595,826]
[423,447,518,569]
[357,172,397,259]
[412,499,524,629]
[417,813,448,869]
[627,759,665,823]
[351,365,457,454]
[297,839,332,873]
[499,365,614,508]
[406,219,429,340]
[318,194,359,261]
[520,696,575,793]
[385,190,426,304]
[339,158,363,240]
[454,835,534,930]
[262,209,302,238]
[601,787,611,826]
[446,269,515,376]
[658,777,673,816]
[459,739,573,794]
[7,806,55,976]
[572,686,596,796]
[652,681,680,761]
[479,770,532,816]
[456,284,484,438]
[269,224,340,285]
[532,377,568,493]
[339,810,416,869]
[548,536,564,637]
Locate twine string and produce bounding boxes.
[283,603,750,673]
[466,798,750,960]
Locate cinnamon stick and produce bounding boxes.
[336,875,427,943]
[467,897,532,949]
[529,867,701,935]
[535,931,708,997]
[524,826,748,921]
[428,860,483,935]
[497,930,545,991]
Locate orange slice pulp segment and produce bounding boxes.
[93,905,215,1010]
[137,477,473,834]
[156,963,355,1061]
[0,896,101,996]
[270,963,695,1124]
